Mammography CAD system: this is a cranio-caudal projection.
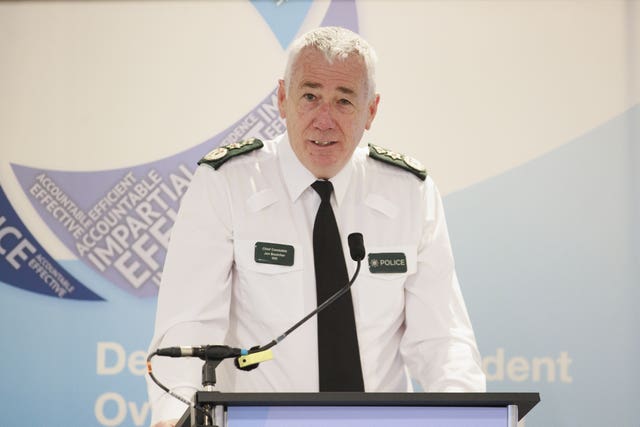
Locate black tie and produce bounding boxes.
[311,180,364,392]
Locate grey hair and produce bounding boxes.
[283,26,378,100]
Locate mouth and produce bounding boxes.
[310,140,336,147]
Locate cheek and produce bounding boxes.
[294,111,316,130]
[343,116,367,137]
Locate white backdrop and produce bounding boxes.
[1,1,638,426]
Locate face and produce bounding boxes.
[278,47,380,179]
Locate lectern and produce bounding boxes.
[175,392,540,427]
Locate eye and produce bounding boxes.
[338,98,353,106]
[303,93,317,101]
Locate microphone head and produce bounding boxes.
[348,233,365,261]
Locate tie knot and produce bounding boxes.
[312,180,334,203]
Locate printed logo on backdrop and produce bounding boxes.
[0,184,103,300]
[6,0,359,300]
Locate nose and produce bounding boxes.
[312,102,335,131]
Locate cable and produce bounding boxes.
[146,351,209,417]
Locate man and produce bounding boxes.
[148,26,485,427]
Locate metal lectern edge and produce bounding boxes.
[192,392,541,421]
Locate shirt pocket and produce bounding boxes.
[354,245,417,327]
[233,239,305,327]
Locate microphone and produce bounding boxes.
[348,232,365,261]
[155,233,366,371]
[151,235,366,427]
[239,232,365,366]
[156,345,246,360]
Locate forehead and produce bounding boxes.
[290,47,367,93]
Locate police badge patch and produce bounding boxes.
[368,252,408,273]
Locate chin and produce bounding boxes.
[310,164,341,180]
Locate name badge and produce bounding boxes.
[368,252,407,273]
[254,242,294,266]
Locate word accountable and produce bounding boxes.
[28,165,195,291]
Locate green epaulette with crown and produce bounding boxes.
[198,138,264,170]
[368,143,427,180]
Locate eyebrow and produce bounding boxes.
[301,81,356,96]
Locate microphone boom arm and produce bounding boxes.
[257,259,362,352]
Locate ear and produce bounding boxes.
[364,94,380,130]
[277,79,287,119]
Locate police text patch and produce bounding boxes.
[368,252,407,273]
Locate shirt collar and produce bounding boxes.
[278,132,355,206]
[329,152,354,207]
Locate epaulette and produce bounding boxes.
[198,138,264,170]
[368,143,427,181]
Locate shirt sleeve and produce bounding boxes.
[146,165,235,424]
[399,176,486,392]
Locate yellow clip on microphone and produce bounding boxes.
[236,349,274,368]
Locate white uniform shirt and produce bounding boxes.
[147,134,486,423]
